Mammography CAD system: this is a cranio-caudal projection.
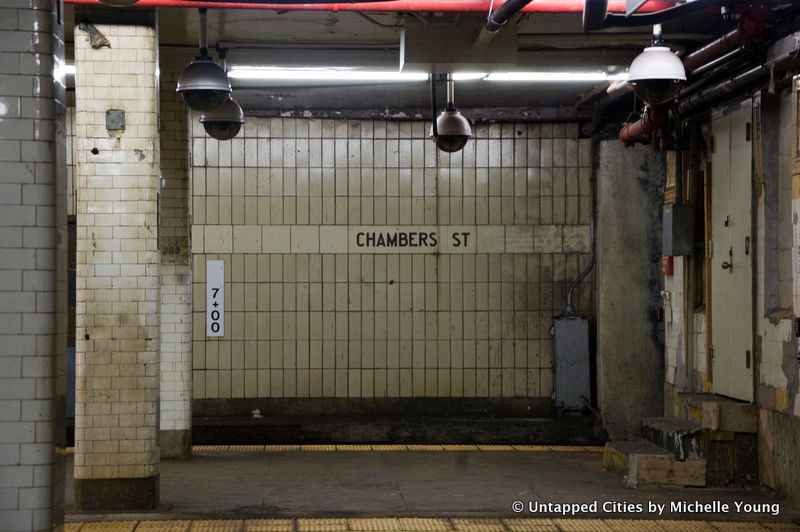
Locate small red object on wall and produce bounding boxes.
[662,256,674,276]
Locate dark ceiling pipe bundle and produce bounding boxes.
[678,32,800,115]
[681,6,771,74]
[678,65,766,115]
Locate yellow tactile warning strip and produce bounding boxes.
[61,445,605,455]
[63,519,800,531]
[134,522,193,532]
[186,445,605,454]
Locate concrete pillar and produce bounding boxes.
[158,52,193,459]
[596,140,665,440]
[0,2,68,530]
[74,22,161,511]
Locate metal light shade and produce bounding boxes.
[434,109,472,153]
[627,45,686,104]
[98,0,139,5]
[176,56,232,112]
[200,96,244,140]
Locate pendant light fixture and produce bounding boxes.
[176,8,232,112]
[430,74,472,153]
[200,49,244,141]
[627,24,686,105]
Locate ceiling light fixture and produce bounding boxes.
[451,72,488,81]
[626,24,686,105]
[176,8,232,112]
[227,67,428,82]
[226,68,626,84]
[430,74,472,154]
[200,49,244,141]
[201,95,244,141]
[486,72,628,82]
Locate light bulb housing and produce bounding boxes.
[177,54,232,112]
[627,45,687,105]
[433,108,472,153]
[200,96,244,141]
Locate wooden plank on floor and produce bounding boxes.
[630,455,706,487]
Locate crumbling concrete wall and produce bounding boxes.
[755,86,800,507]
[597,141,665,440]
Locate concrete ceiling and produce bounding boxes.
[65,4,725,114]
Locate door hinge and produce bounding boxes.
[746,122,752,142]
[710,346,714,360]
[746,349,751,369]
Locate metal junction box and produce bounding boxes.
[553,316,591,411]
[663,202,694,256]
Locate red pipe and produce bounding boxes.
[66,0,675,12]
[682,6,771,74]
[619,106,667,147]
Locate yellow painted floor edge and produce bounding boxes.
[59,444,605,454]
[64,517,800,531]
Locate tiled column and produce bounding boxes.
[0,1,68,531]
[74,22,160,510]
[158,51,193,459]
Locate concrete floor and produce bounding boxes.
[66,450,799,524]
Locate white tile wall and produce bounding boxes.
[158,53,192,434]
[74,24,160,480]
[191,118,593,399]
[0,3,68,530]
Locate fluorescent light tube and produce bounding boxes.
[451,72,488,81]
[487,71,628,82]
[228,67,429,82]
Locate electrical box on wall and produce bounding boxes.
[105,109,125,132]
[553,316,591,412]
[663,203,694,256]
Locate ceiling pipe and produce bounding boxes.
[430,73,438,139]
[681,6,771,74]
[65,0,676,13]
[688,46,746,77]
[474,0,533,50]
[619,105,666,147]
[679,37,800,115]
[678,64,766,115]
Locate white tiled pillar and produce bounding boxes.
[0,1,68,530]
[158,52,193,458]
[73,22,160,510]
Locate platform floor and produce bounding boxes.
[65,518,800,531]
[65,448,799,528]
